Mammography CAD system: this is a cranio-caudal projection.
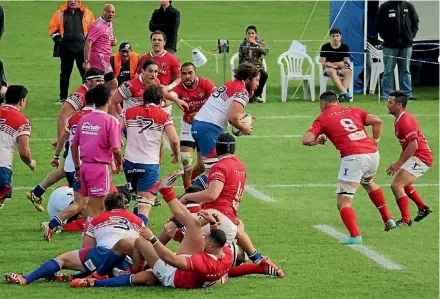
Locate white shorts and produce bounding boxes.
[201,209,238,245]
[180,120,195,144]
[400,156,430,178]
[337,152,380,183]
[152,259,177,288]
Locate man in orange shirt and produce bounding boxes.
[110,42,140,87]
[49,0,95,104]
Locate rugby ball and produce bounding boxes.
[232,112,253,136]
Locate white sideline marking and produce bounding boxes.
[313,224,405,271]
[245,185,277,202]
[30,113,439,121]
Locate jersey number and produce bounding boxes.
[211,86,227,101]
[340,118,367,141]
[233,182,244,211]
[109,216,130,231]
[137,117,154,134]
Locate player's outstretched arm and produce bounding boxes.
[365,113,382,143]
[108,91,124,117]
[17,135,36,171]
[180,180,223,204]
[52,130,70,168]
[140,228,188,270]
[162,88,188,111]
[165,124,180,164]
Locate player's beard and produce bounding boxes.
[184,79,196,88]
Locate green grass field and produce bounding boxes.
[0,1,439,299]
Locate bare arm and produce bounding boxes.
[227,101,245,129]
[109,90,124,117]
[57,103,75,141]
[17,135,33,166]
[182,180,224,204]
[365,114,382,142]
[112,147,123,168]
[151,241,188,270]
[398,139,418,166]
[55,130,70,157]
[164,125,180,160]
[302,131,326,146]
[84,40,93,61]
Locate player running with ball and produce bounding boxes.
[302,91,396,244]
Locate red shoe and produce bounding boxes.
[259,258,285,278]
[70,277,96,288]
[55,273,73,282]
[4,272,28,285]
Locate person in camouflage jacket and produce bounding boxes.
[238,25,269,103]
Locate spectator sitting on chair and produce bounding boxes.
[320,28,352,101]
[239,25,269,103]
[110,42,140,87]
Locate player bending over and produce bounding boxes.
[386,91,433,226]
[5,192,142,285]
[302,91,396,245]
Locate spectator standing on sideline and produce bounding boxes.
[376,0,419,101]
[0,59,7,102]
[83,4,118,90]
[319,28,353,102]
[149,1,180,54]
[110,42,140,87]
[49,0,95,105]
[238,25,269,103]
[0,3,4,39]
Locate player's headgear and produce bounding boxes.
[216,133,236,156]
[84,89,94,105]
[104,192,126,211]
[141,58,158,70]
[389,90,408,108]
[319,90,338,103]
[208,229,227,248]
[234,62,259,81]
[143,84,163,105]
[5,85,28,105]
[85,68,105,81]
[150,30,167,42]
[91,84,111,107]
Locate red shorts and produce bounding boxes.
[90,51,113,75]
[79,162,112,197]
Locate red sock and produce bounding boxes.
[397,196,411,222]
[160,187,176,203]
[404,185,426,210]
[183,180,191,190]
[62,218,85,232]
[339,207,360,238]
[228,263,265,277]
[368,189,392,222]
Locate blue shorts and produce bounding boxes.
[65,171,81,192]
[0,167,12,199]
[79,246,132,273]
[192,174,208,190]
[123,160,159,193]
[191,120,222,158]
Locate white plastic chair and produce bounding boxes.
[315,55,354,102]
[230,53,267,102]
[277,50,315,102]
[366,43,399,95]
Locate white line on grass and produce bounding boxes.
[245,185,277,202]
[313,224,405,271]
[30,136,304,142]
[30,113,439,121]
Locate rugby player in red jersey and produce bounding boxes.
[172,62,216,188]
[386,91,433,226]
[302,91,396,244]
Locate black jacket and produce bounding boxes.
[149,5,180,52]
[376,1,419,48]
[0,5,4,39]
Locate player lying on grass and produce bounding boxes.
[81,184,283,281]
[5,192,142,285]
[302,91,396,245]
[386,91,433,226]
